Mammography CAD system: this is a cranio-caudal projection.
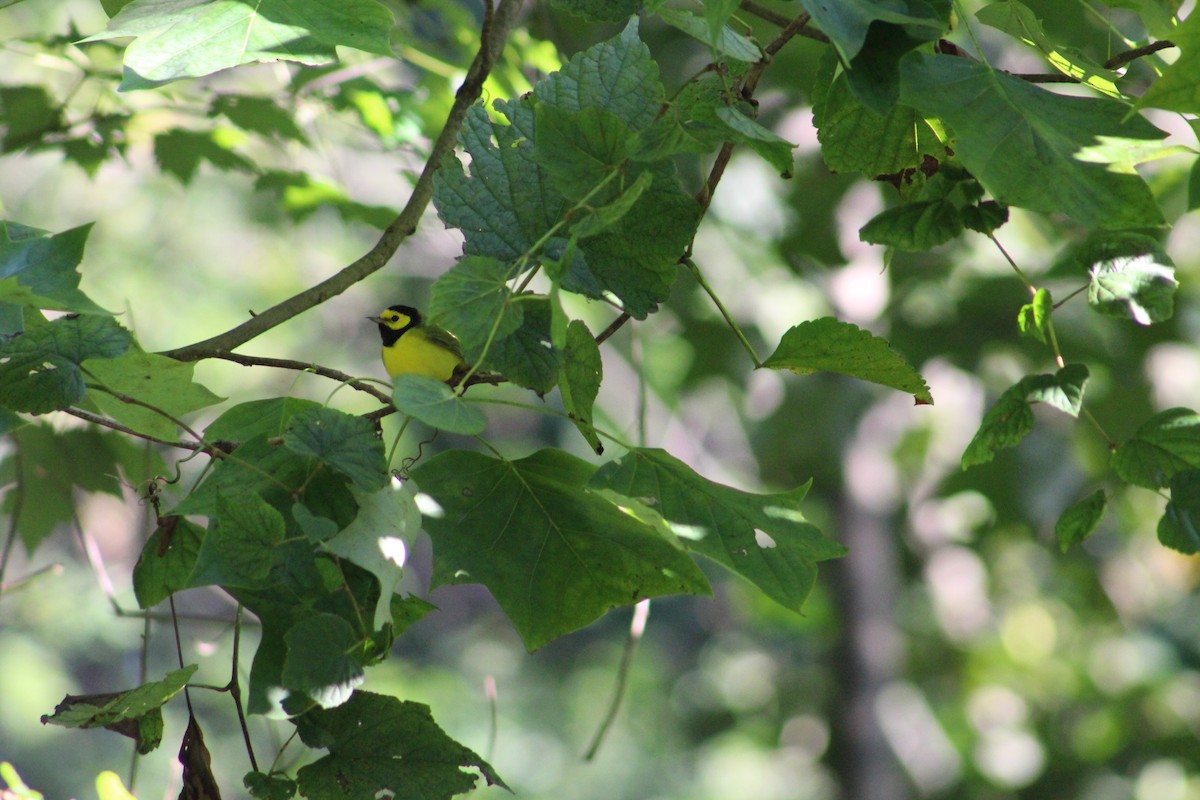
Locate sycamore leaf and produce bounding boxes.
[798,0,942,61]
[82,0,394,90]
[411,448,710,650]
[1138,11,1200,114]
[391,375,486,435]
[812,56,944,177]
[323,483,422,631]
[763,317,932,404]
[133,517,204,608]
[590,448,845,612]
[0,222,110,315]
[899,53,1165,229]
[282,614,365,709]
[962,364,1089,468]
[976,0,1120,96]
[283,407,388,492]
[188,494,286,589]
[1112,407,1200,489]
[0,314,131,413]
[153,128,255,183]
[41,666,196,755]
[204,397,323,442]
[295,691,507,797]
[83,347,224,441]
[1056,489,1107,552]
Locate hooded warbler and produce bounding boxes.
[369,305,467,383]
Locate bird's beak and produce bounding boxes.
[366,315,384,324]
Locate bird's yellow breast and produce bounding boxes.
[382,329,465,382]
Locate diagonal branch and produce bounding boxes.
[161,0,525,363]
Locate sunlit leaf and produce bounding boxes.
[764,317,933,404]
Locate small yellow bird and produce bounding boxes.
[368,305,467,383]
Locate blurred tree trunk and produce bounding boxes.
[828,491,908,800]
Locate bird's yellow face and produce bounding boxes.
[369,304,466,383]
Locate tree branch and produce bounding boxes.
[191,350,394,405]
[740,0,828,43]
[62,407,203,451]
[161,0,525,362]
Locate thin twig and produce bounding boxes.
[583,599,650,760]
[740,0,829,43]
[161,0,525,362]
[192,350,393,405]
[595,312,632,346]
[62,407,203,451]
[229,604,259,772]
[1007,39,1174,83]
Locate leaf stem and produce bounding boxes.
[583,599,650,760]
[684,257,762,368]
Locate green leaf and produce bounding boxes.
[188,494,287,589]
[534,105,634,198]
[0,222,110,315]
[798,0,943,61]
[0,425,147,551]
[1017,287,1053,343]
[204,397,323,443]
[1138,11,1200,114]
[713,106,795,176]
[860,198,963,250]
[590,449,845,612]
[657,7,763,63]
[391,375,486,435]
[1113,408,1200,489]
[295,691,507,797]
[0,86,63,151]
[533,19,661,130]
[962,364,1090,468]
[133,517,204,608]
[558,320,604,455]
[412,449,711,650]
[484,298,561,395]
[1159,470,1200,554]
[1056,490,1107,552]
[572,170,653,238]
[0,221,110,316]
[244,771,298,800]
[283,407,388,492]
[1190,156,1200,212]
[434,21,698,319]
[83,347,224,441]
[255,170,397,229]
[323,483,421,631]
[153,128,255,183]
[41,666,196,755]
[0,314,131,413]
[209,94,308,143]
[548,0,641,22]
[763,317,932,404]
[899,53,1166,229]
[976,0,1121,96]
[428,256,522,365]
[812,56,944,177]
[174,431,356,521]
[1088,252,1177,325]
[282,614,365,709]
[83,0,395,90]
